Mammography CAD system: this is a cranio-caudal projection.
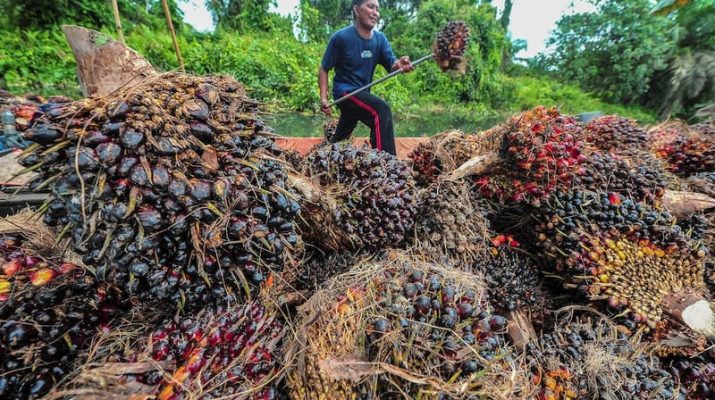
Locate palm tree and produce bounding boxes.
[651,0,715,119]
[659,49,715,118]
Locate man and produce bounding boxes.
[319,0,414,156]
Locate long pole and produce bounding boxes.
[110,0,125,43]
[161,0,185,72]
[328,53,433,107]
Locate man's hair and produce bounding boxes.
[351,0,366,20]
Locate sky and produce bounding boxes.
[178,0,597,58]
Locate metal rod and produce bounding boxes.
[161,0,185,72]
[329,53,433,107]
[110,0,125,43]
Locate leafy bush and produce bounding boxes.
[508,75,656,123]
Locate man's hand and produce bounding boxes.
[396,56,414,73]
[320,99,332,116]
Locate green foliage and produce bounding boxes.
[0,29,82,97]
[387,0,509,107]
[302,0,352,33]
[508,75,656,123]
[648,0,715,118]
[0,0,111,29]
[542,0,674,105]
[206,0,292,33]
[297,0,329,42]
[0,0,184,31]
[0,0,662,130]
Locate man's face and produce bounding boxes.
[354,0,380,30]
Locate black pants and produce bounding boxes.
[332,91,396,156]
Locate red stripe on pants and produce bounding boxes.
[347,95,382,151]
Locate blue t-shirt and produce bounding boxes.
[321,26,397,101]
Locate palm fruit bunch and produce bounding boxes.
[414,178,491,265]
[17,73,301,309]
[573,151,669,206]
[287,252,532,399]
[532,189,709,330]
[407,130,493,186]
[284,250,363,294]
[102,300,286,400]
[433,21,470,73]
[474,106,585,206]
[298,143,417,251]
[668,356,715,400]
[687,172,715,197]
[475,245,543,314]
[0,234,127,399]
[692,121,715,136]
[650,318,708,357]
[653,125,715,177]
[583,115,649,154]
[530,315,682,399]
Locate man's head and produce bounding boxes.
[352,0,380,31]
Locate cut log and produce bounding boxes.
[447,152,500,181]
[662,190,715,216]
[662,289,715,336]
[61,25,156,97]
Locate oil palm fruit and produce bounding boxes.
[287,252,531,399]
[583,115,649,154]
[17,73,301,310]
[433,21,470,73]
[532,190,710,331]
[530,315,683,399]
[651,123,715,177]
[475,245,543,314]
[573,151,669,206]
[298,143,417,251]
[473,106,585,207]
[414,178,491,265]
[0,234,126,399]
[668,356,715,400]
[408,130,492,186]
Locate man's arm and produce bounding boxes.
[318,66,331,116]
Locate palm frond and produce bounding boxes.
[660,50,715,118]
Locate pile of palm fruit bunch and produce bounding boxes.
[529,314,683,399]
[582,115,650,154]
[407,130,496,186]
[296,143,418,251]
[650,121,715,177]
[15,73,302,310]
[572,151,671,206]
[413,178,491,265]
[470,106,585,207]
[529,189,710,333]
[286,251,533,399]
[0,217,128,399]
